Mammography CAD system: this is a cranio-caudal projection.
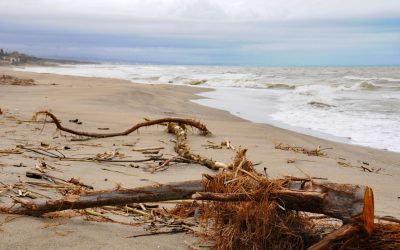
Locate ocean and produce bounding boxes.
[15,64,400,152]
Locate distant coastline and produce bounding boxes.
[0,49,95,66]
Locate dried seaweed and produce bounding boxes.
[0,74,35,85]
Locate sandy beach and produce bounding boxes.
[1,66,399,249]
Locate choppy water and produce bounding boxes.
[15,64,400,152]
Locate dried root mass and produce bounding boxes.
[199,149,317,250]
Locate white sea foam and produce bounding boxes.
[15,64,400,152]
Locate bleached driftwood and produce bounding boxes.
[167,122,230,170]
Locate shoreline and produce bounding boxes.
[13,64,400,153]
[1,66,400,249]
[193,86,353,146]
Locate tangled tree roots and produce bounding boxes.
[34,111,211,138]
[199,149,317,250]
[353,223,400,250]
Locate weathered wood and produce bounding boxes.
[5,177,374,237]
[167,122,230,170]
[307,224,361,250]
[34,111,211,138]
[288,180,374,235]
[6,180,203,216]
[194,180,374,235]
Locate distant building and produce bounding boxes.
[1,56,20,64]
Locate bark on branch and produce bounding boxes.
[307,224,362,250]
[193,179,374,235]
[5,180,203,216]
[34,111,211,138]
[5,177,373,236]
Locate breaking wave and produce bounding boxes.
[264,83,295,89]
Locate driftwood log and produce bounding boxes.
[167,122,230,170]
[4,178,374,236]
[34,111,211,138]
[307,224,362,250]
[4,180,203,216]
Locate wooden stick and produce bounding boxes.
[5,180,203,216]
[132,146,165,152]
[307,224,361,250]
[375,215,400,224]
[34,111,211,138]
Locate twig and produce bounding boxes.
[375,215,400,224]
[132,146,165,152]
[126,228,186,238]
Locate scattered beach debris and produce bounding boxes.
[1,110,399,249]
[338,160,383,174]
[0,74,35,85]
[337,161,352,167]
[3,148,398,249]
[95,149,124,160]
[141,150,159,155]
[202,138,235,150]
[132,146,165,152]
[0,148,23,156]
[68,118,82,125]
[167,122,230,170]
[275,143,329,156]
[287,159,296,163]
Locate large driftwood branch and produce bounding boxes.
[4,180,203,216]
[34,111,211,138]
[5,177,373,234]
[167,122,230,170]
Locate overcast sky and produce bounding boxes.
[1,0,399,65]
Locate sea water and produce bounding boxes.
[15,64,400,152]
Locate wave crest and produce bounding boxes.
[265,83,295,89]
[338,81,379,91]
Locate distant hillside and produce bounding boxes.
[0,49,93,65]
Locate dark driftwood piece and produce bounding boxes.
[34,111,210,138]
[167,122,230,170]
[6,180,203,216]
[307,224,361,250]
[25,171,94,189]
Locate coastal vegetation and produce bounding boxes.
[0,48,90,65]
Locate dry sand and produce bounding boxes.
[0,66,399,249]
